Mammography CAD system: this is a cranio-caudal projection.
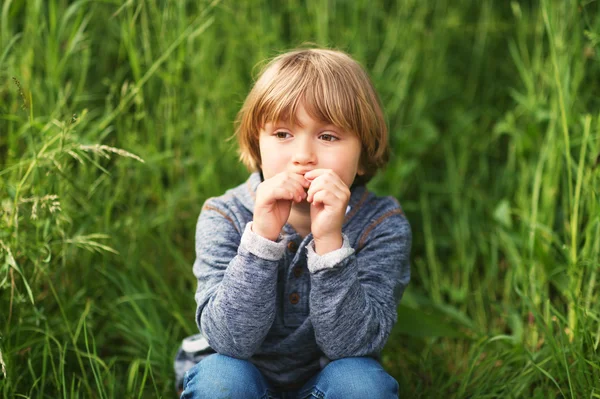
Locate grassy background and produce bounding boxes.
[1,0,600,397]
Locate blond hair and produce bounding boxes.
[235,48,389,184]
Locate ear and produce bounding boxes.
[357,164,365,176]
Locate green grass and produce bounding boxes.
[1,0,599,397]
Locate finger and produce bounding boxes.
[267,175,308,202]
[303,168,331,181]
[310,190,338,207]
[270,187,296,202]
[306,176,348,203]
[270,174,310,198]
[273,171,310,188]
[310,174,348,195]
[306,170,346,191]
[267,182,301,200]
[287,172,311,188]
[309,186,349,208]
[280,179,309,202]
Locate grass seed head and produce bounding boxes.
[11,77,28,111]
[0,348,6,379]
[79,144,145,163]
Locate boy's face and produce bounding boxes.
[258,103,364,189]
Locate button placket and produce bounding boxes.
[282,234,309,327]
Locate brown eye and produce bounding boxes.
[319,134,338,142]
[275,131,291,139]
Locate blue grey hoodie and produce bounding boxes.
[192,172,411,389]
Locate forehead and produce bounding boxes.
[258,91,353,133]
[264,103,340,129]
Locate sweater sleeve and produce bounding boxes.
[307,210,411,359]
[192,201,285,359]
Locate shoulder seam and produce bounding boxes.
[357,208,404,250]
[344,190,370,222]
[202,204,240,234]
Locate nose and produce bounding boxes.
[292,136,316,166]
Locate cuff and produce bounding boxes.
[306,234,355,273]
[240,222,285,261]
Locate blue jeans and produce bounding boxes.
[180,353,399,399]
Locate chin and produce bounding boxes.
[293,200,311,209]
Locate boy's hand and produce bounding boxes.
[304,169,350,254]
[253,172,310,241]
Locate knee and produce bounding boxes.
[181,354,269,399]
[315,357,399,399]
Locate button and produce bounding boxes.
[287,241,298,253]
[289,293,300,304]
[293,267,303,278]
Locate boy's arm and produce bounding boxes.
[192,201,284,359]
[307,209,411,359]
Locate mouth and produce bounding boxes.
[295,171,313,177]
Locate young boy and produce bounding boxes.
[178,48,411,398]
